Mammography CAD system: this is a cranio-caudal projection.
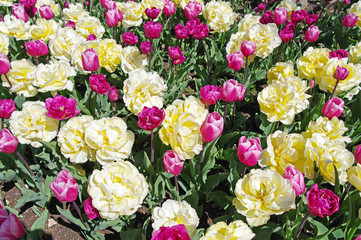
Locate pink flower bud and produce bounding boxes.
[163,150,184,176]
[284,164,306,196]
[309,79,315,89]
[82,48,99,72]
[199,85,221,106]
[101,0,116,9]
[290,9,307,23]
[193,23,209,39]
[200,112,224,142]
[122,32,138,45]
[19,0,36,8]
[144,21,162,39]
[184,1,203,19]
[65,20,75,29]
[237,136,262,167]
[241,40,256,57]
[45,95,81,120]
[64,1,69,8]
[342,13,358,28]
[84,197,100,220]
[137,106,165,131]
[274,7,287,25]
[305,14,318,25]
[140,41,152,55]
[307,184,339,218]
[343,0,350,4]
[145,7,161,19]
[105,8,123,27]
[260,10,274,24]
[226,52,244,71]
[333,65,350,80]
[108,86,119,101]
[39,5,54,20]
[89,73,110,95]
[0,129,18,154]
[86,34,97,41]
[86,1,89,5]
[322,97,344,120]
[152,224,190,240]
[0,211,25,239]
[329,49,348,60]
[305,25,319,42]
[50,169,79,202]
[221,80,245,103]
[174,23,191,40]
[12,4,29,22]
[255,3,266,13]
[164,0,176,16]
[0,99,16,119]
[0,53,10,75]
[355,236,361,240]
[354,145,361,165]
[25,40,49,57]
[279,29,294,42]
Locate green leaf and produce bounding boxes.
[56,205,88,230]
[27,209,49,240]
[119,229,146,240]
[206,191,230,208]
[0,169,17,181]
[307,217,329,238]
[15,188,42,208]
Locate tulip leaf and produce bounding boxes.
[15,187,42,208]
[0,169,16,181]
[119,229,146,240]
[307,217,329,238]
[27,209,49,240]
[56,205,88,230]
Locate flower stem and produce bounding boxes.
[340,28,349,45]
[243,57,248,85]
[201,39,210,74]
[1,118,3,129]
[223,102,228,125]
[90,0,95,14]
[199,142,205,171]
[330,79,340,99]
[151,129,154,163]
[339,182,352,206]
[88,91,93,113]
[174,175,179,200]
[72,201,89,229]
[148,40,153,72]
[231,102,236,126]
[295,212,311,240]
[4,74,12,88]
[242,166,247,178]
[278,42,285,62]
[113,102,117,114]
[35,57,40,65]
[57,120,61,135]
[15,150,35,177]
[113,27,117,43]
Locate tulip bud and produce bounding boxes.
[86,34,97,41]
[0,53,10,75]
[343,0,350,4]
[309,79,315,89]
[105,8,123,27]
[322,97,344,120]
[305,14,318,25]
[65,20,75,29]
[226,52,244,71]
[89,73,110,95]
[184,1,203,19]
[221,80,245,103]
[354,145,361,165]
[174,23,191,40]
[305,25,319,42]
[122,32,138,45]
[200,112,224,143]
[255,3,266,13]
[342,13,358,28]
[199,85,221,106]
[140,41,152,55]
[108,86,119,101]
[82,48,99,72]
[164,0,175,16]
[50,169,79,202]
[25,40,49,57]
[0,211,25,239]
[145,7,161,19]
[274,7,287,25]
[64,1,69,8]
[84,197,100,220]
[241,41,256,57]
[333,65,350,80]
[284,164,306,196]
[144,21,162,39]
[355,236,361,240]
[0,129,18,154]
[39,5,54,20]
[193,23,209,40]
[0,99,16,119]
[163,150,184,176]
[137,106,165,131]
[237,136,262,166]
[12,4,29,22]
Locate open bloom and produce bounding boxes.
[145,7,161,19]
[355,145,361,164]
[307,183,339,218]
[144,21,162,39]
[152,224,190,240]
[89,73,110,95]
[200,220,255,240]
[122,32,138,45]
[45,95,80,120]
[137,106,165,131]
[50,169,79,202]
[199,85,221,106]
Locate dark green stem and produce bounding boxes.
[295,212,311,240]
[15,150,35,177]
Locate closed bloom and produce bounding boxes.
[122,32,138,45]
[193,23,209,39]
[164,0,176,16]
[322,97,344,120]
[333,65,350,80]
[355,145,361,164]
[89,73,110,95]
[137,106,165,131]
[221,80,245,102]
[305,14,318,25]
[174,24,191,40]
[255,3,266,12]
[12,4,29,22]
[144,21,162,39]
[199,85,221,106]
[105,8,123,27]
[0,54,10,75]
[305,25,319,42]
[237,136,262,167]
[25,39,49,57]
[184,1,202,19]
[163,150,184,176]
[307,183,339,218]
[284,164,306,196]
[342,13,358,28]
[152,224,190,240]
[226,52,244,71]
[50,169,79,202]
[0,210,25,239]
[81,48,99,72]
[274,7,288,25]
[83,197,100,220]
[200,220,255,240]
[200,112,224,143]
[45,95,81,120]
[0,99,16,119]
[39,5,54,20]
[241,41,256,57]
[108,86,119,101]
[0,129,18,154]
[140,41,152,55]
[145,7,161,19]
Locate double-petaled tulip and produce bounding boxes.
[25,40,49,57]
[152,224,190,240]
[86,34,97,41]
[144,21,162,39]
[184,1,203,19]
[140,41,152,55]
[122,32,138,45]
[65,20,75,29]
[39,5,54,20]
[163,150,184,176]
[83,197,100,220]
[89,74,110,95]
[82,48,99,72]
[305,14,318,25]
[226,52,244,71]
[305,25,319,42]
[241,41,256,57]
[237,136,262,167]
[260,10,274,24]
[280,29,294,42]
[50,169,79,202]
[221,80,245,102]
[101,0,116,9]
[333,65,350,80]
[19,0,36,8]
[12,4,28,22]
[199,85,221,106]
[45,95,81,120]
[274,7,287,25]
[137,106,165,131]
[185,18,200,35]
[329,49,348,60]
[200,112,224,142]
[354,145,361,165]
[284,164,306,196]
[290,9,307,23]
[255,3,266,12]
[307,184,339,218]
[108,86,119,102]
[342,14,358,28]
[0,54,10,75]
[0,129,18,154]
[168,46,186,65]
[164,0,175,16]
[105,8,123,27]
[0,99,16,119]
[174,23,191,40]
[193,23,209,40]
[145,7,161,19]
[321,97,344,120]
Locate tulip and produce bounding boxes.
[260,10,274,24]
[321,97,344,120]
[101,0,116,9]
[25,40,49,57]
[305,25,319,42]
[105,8,123,27]
[199,85,221,106]
[342,14,358,28]
[0,99,16,119]
[185,18,200,35]
[0,129,18,154]
[184,1,203,19]
[65,20,75,29]
[307,184,339,218]
[45,95,81,120]
[355,236,361,240]
[354,145,361,165]
[152,224,190,240]
[86,34,97,41]
[174,23,191,40]
[145,7,161,19]
[39,5,54,20]
[333,65,349,80]
[193,23,209,40]
[122,32,138,45]
[284,20,296,31]
[290,9,307,23]
[241,41,256,57]
[0,210,25,239]
[164,0,175,16]
[137,106,165,131]
[274,7,287,25]
[163,150,184,176]
[108,86,119,101]
[144,21,162,39]
[221,80,245,103]
[284,164,306,196]
[255,3,266,13]
[305,14,318,25]
[329,49,348,60]
[81,48,99,72]
[140,41,152,55]
[83,197,100,220]
[64,1,69,8]
[168,46,185,64]
[279,29,294,42]
[12,4,29,22]
[343,0,350,4]
[226,52,244,71]
[50,169,79,202]
[89,73,110,95]
[237,136,262,167]
[200,112,224,143]
[0,53,10,75]
[19,0,36,8]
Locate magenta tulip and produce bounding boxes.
[260,10,274,24]
[19,0,36,8]
[12,4,28,22]
[184,1,202,19]
[221,80,245,103]
[105,8,123,27]
[307,183,339,218]
[0,209,25,239]
[237,136,262,167]
[241,41,256,57]
[280,29,294,42]
[284,164,306,196]
[152,224,190,240]
[108,86,119,101]
[274,7,287,25]
[329,49,348,60]
[163,150,184,176]
[354,145,361,165]
[193,23,209,40]
[164,0,175,16]
[0,53,10,75]
[305,25,319,42]
[321,97,344,120]
[50,169,79,202]
[226,52,244,71]
[290,9,307,23]
[65,20,75,29]
[174,23,191,40]
[0,129,18,154]
[255,3,266,12]
[25,40,49,57]
[45,95,81,120]
[144,21,162,39]
[145,7,161,19]
[333,65,350,80]
[140,41,152,55]
[200,112,224,143]
[0,99,16,119]
[39,5,54,20]
[137,106,165,131]
[199,85,221,106]
[122,32,138,45]
[305,14,318,25]
[86,34,97,41]
[342,13,358,28]
[168,46,186,64]
[89,74,110,95]
[82,48,99,72]
[83,197,100,220]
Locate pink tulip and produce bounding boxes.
[309,79,315,90]
[200,112,224,143]
[50,169,79,202]
[101,0,116,9]
[333,65,350,80]
[0,53,10,75]
[152,224,190,240]
[184,1,203,19]
[65,20,75,29]
[86,34,97,41]
[342,13,358,28]
[19,0,36,8]
[321,97,344,120]
[108,86,119,101]
[144,21,162,39]
[25,40,49,57]
[355,236,361,240]
[174,23,191,40]
[0,210,25,239]
[0,99,16,119]
[284,20,296,31]
[0,129,18,154]
[343,0,350,4]
[307,184,339,218]
[137,106,165,131]
[237,136,262,167]
[305,14,318,25]
[226,52,244,71]
[163,150,184,176]
[39,5,54,20]
[284,164,306,196]
[259,10,274,24]
[145,7,161,19]
[105,8,123,27]
[83,197,100,220]
[329,49,348,60]
[305,25,319,42]
[274,7,287,25]
[89,73,110,95]
[354,145,361,165]
[279,29,294,42]
[185,18,200,35]
[164,0,175,16]
[255,3,266,13]
[45,95,81,120]
[140,41,152,55]
[241,41,256,57]
[168,46,186,64]
[200,85,221,106]
[64,1,69,8]
[24,6,37,18]
[12,4,29,22]
[290,9,307,23]
[82,48,99,72]
[221,80,245,103]
[193,23,209,39]
[122,32,138,45]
